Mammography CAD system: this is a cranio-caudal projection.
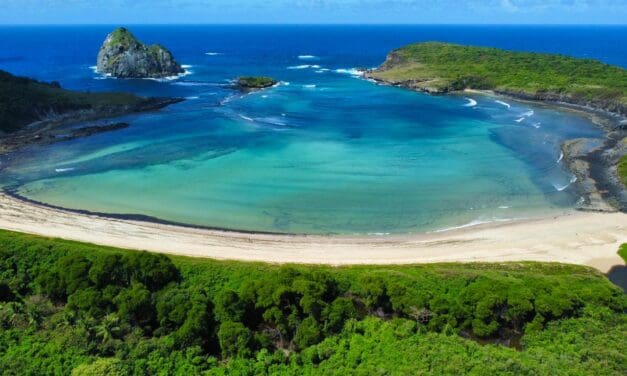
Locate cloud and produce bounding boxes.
[500,0,519,12]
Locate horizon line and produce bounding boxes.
[1,23,626,27]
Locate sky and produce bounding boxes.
[0,0,626,25]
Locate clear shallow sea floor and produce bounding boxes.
[0,25,613,234]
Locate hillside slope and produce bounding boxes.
[367,42,627,116]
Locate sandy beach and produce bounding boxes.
[0,193,625,272]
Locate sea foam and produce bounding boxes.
[432,217,516,233]
[553,175,577,191]
[287,64,321,70]
[172,81,220,87]
[334,68,362,76]
[495,100,511,108]
[55,168,75,173]
[298,55,317,59]
[463,98,477,107]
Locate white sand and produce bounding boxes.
[0,193,625,272]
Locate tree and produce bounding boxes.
[214,289,246,323]
[66,288,108,319]
[113,283,155,331]
[95,313,121,344]
[173,295,213,350]
[57,254,93,295]
[155,287,192,333]
[294,316,322,350]
[71,358,127,376]
[218,321,252,358]
[89,254,128,288]
[323,297,358,334]
[122,252,178,291]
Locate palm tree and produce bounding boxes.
[95,313,121,343]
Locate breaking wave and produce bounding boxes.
[334,68,362,76]
[463,98,477,107]
[55,167,75,173]
[287,64,321,70]
[553,175,577,191]
[495,100,511,108]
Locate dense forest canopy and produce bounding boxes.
[0,230,625,375]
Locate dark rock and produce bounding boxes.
[65,122,130,139]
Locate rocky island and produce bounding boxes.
[96,27,184,79]
[234,76,278,91]
[366,42,627,212]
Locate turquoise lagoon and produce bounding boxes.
[0,26,608,234]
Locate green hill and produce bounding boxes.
[0,70,176,135]
[367,42,627,116]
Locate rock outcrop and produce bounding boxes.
[96,27,183,79]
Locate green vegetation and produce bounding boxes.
[236,76,277,89]
[108,28,140,49]
[619,244,627,264]
[0,70,142,133]
[370,42,627,114]
[0,229,625,375]
[108,28,174,61]
[619,153,627,187]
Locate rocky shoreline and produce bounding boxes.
[0,97,183,156]
[364,72,627,213]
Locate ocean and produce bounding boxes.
[0,25,624,234]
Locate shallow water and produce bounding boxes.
[0,25,617,234]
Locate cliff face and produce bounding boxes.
[96,28,183,79]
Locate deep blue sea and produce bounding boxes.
[0,25,625,234]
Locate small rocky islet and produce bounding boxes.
[96,27,184,79]
[233,76,278,91]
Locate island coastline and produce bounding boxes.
[0,96,184,157]
[364,73,627,214]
